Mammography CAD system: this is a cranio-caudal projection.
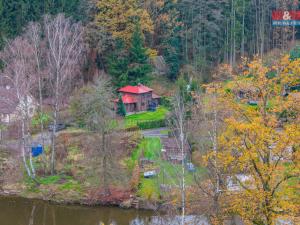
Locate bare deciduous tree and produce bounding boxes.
[0,37,37,180]
[168,92,190,225]
[25,22,44,137]
[44,14,85,174]
[79,77,116,194]
[25,22,49,173]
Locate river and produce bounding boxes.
[0,196,154,225]
[0,196,210,225]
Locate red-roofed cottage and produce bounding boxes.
[114,84,160,113]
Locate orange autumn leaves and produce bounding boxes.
[95,0,153,43]
[201,56,299,224]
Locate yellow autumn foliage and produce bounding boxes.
[95,0,153,44]
[202,55,300,225]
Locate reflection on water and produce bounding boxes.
[0,196,153,225]
[0,197,210,225]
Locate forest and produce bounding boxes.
[1,0,299,81]
[0,1,299,225]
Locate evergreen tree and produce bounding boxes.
[127,24,152,85]
[107,24,152,87]
[107,40,129,88]
[158,0,183,80]
[116,95,126,116]
[0,0,88,49]
[164,26,183,80]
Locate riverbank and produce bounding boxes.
[1,130,156,209]
[0,187,162,211]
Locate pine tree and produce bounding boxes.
[0,0,87,49]
[116,95,126,116]
[164,29,183,80]
[107,40,129,87]
[127,24,152,85]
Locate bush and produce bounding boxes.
[30,111,52,134]
[137,119,166,129]
[160,96,171,109]
[116,95,126,116]
[130,162,140,190]
[124,125,139,132]
[290,46,300,60]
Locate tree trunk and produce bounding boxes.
[37,62,47,173]
[21,120,32,178]
[24,95,36,178]
[51,104,58,175]
[260,0,265,58]
[102,132,110,195]
[241,0,245,57]
[233,8,236,66]
[51,70,60,175]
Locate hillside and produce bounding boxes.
[0,1,299,225]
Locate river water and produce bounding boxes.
[0,196,210,225]
[0,196,154,225]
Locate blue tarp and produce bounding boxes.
[32,144,43,157]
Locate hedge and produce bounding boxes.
[124,125,140,132]
[137,119,166,129]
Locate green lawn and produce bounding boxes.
[143,138,162,160]
[138,178,160,201]
[125,137,207,201]
[128,138,206,186]
[156,161,206,186]
[160,129,170,135]
[125,106,169,128]
[138,161,206,200]
[126,137,162,170]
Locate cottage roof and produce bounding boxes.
[121,94,137,104]
[0,87,19,114]
[113,94,138,104]
[152,93,160,99]
[118,84,153,94]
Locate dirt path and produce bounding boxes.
[141,127,168,138]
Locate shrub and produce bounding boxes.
[290,45,300,60]
[130,162,140,191]
[69,86,92,128]
[160,96,171,109]
[116,95,126,116]
[124,125,139,132]
[30,111,52,134]
[137,119,166,129]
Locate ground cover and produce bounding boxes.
[125,137,161,171]
[125,107,169,128]
[9,131,131,202]
[126,137,206,201]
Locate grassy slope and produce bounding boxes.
[126,137,161,171]
[127,137,206,201]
